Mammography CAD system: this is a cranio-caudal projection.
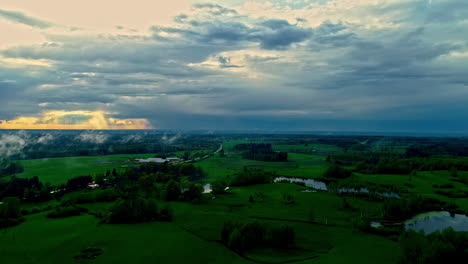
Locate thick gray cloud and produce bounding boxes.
[1,0,468,132]
[153,17,311,50]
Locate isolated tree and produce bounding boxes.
[0,197,21,219]
[211,180,227,195]
[165,180,181,201]
[185,183,203,201]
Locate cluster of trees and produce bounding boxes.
[0,197,23,228]
[46,205,87,218]
[235,143,288,162]
[0,159,24,177]
[405,141,468,157]
[323,164,352,179]
[331,152,468,175]
[94,169,119,187]
[63,189,120,204]
[230,168,276,186]
[383,196,457,220]
[221,221,295,253]
[0,176,52,202]
[162,179,203,202]
[66,176,93,191]
[211,180,228,195]
[399,228,468,264]
[234,143,273,152]
[106,196,172,224]
[242,151,288,162]
[127,162,204,183]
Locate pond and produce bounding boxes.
[273,177,328,190]
[405,211,468,234]
[336,188,400,198]
[273,177,400,198]
[203,184,212,194]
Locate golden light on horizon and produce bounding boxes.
[0,110,153,130]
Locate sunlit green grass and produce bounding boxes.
[197,152,328,182]
[15,153,156,185]
[0,213,248,264]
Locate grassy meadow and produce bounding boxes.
[1,138,467,263]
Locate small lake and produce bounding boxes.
[336,188,400,198]
[405,211,468,234]
[273,177,400,198]
[273,177,328,190]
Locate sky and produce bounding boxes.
[0,0,467,132]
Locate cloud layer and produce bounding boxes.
[1,0,467,132]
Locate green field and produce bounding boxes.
[1,183,399,264]
[198,152,328,182]
[2,139,467,263]
[14,153,156,185]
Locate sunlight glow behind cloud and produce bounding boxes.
[0,111,152,130]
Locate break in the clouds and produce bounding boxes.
[0,111,151,130]
[0,0,467,132]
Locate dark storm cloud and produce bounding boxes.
[1,0,468,132]
[0,9,53,29]
[155,15,312,50]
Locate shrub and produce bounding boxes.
[282,193,295,205]
[64,189,120,204]
[46,206,86,218]
[383,196,455,220]
[158,206,173,222]
[253,192,265,201]
[323,165,352,179]
[228,229,245,253]
[0,197,21,219]
[211,180,228,195]
[398,228,468,264]
[221,221,295,253]
[0,160,24,177]
[341,198,354,210]
[107,197,158,223]
[164,180,181,201]
[0,197,24,228]
[183,183,203,201]
[230,169,275,186]
[66,176,93,191]
[106,197,171,224]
